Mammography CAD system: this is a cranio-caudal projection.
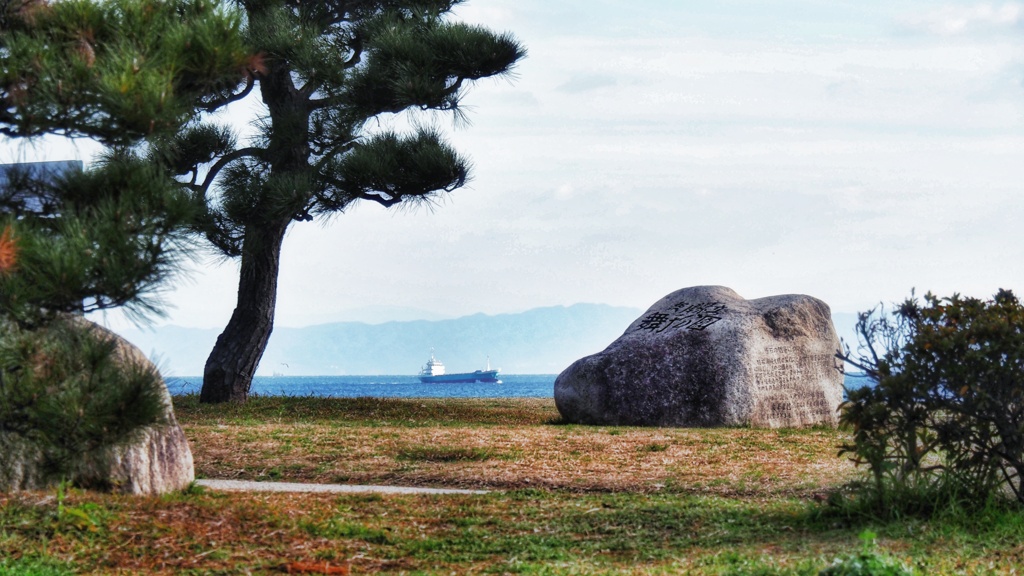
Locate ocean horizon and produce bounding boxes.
[167,373,871,398]
[166,374,557,398]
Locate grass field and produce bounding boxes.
[2,396,1023,574]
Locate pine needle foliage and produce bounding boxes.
[1,0,250,145]
[1,0,252,326]
[0,153,196,327]
[0,317,167,487]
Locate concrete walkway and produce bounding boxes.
[196,479,489,495]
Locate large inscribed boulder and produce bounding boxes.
[0,320,194,494]
[554,286,844,428]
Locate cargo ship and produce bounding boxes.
[418,352,501,383]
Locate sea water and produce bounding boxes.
[166,374,557,398]
[167,373,871,398]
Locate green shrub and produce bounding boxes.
[839,289,1024,512]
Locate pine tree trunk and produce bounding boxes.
[199,218,289,403]
[199,55,311,404]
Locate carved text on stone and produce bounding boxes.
[754,347,839,422]
[637,302,727,333]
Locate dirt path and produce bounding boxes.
[196,479,489,495]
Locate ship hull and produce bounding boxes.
[418,370,501,384]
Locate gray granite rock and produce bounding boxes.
[0,320,194,494]
[554,286,844,428]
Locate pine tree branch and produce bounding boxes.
[298,80,319,101]
[342,34,364,69]
[307,94,344,111]
[198,146,265,196]
[316,173,399,209]
[309,75,466,113]
[313,142,357,169]
[295,34,361,99]
[358,192,402,207]
[200,76,256,112]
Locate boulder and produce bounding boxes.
[554,286,844,428]
[0,319,194,494]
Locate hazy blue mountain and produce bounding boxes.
[118,305,865,377]
[283,304,456,326]
[120,304,643,377]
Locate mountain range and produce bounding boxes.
[119,304,642,377]
[117,305,864,377]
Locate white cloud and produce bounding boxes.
[554,183,576,199]
[22,1,1024,332]
[556,74,618,94]
[450,3,517,27]
[904,3,1024,35]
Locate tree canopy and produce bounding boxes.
[149,0,526,403]
[1,0,252,325]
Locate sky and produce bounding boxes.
[5,0,1024,331]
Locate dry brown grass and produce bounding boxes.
[5,397,1022,575]
[1,489,455,574]
[181,396,857,496]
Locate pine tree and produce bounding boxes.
[154,1,526,403]
[1,0,251,484]
[1,0,252,325]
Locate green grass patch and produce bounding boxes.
[0,557,75,576]
[301,518,393,545]
[397,446,497,463]
[4,481,1024,573]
